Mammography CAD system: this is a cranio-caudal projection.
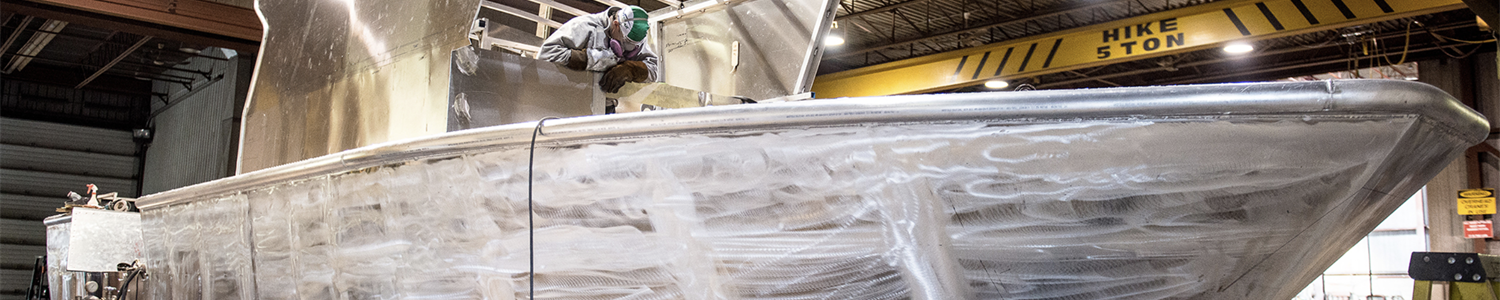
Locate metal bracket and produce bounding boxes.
[1409,252,1500,282]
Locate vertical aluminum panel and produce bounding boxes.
[45,216,83,300]
[144,53,246,194]
[65,208,143,272]
[653,0,837,100]
[238,0,483,173]
[446,46,600,131]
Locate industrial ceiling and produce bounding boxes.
[815,0,1494,95]
[1,0,257,129]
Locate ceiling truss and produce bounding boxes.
[819,0,1491,94]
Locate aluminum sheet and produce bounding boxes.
[66,208,143,272]
[447,46,601,131]
[139,80,1487,299]
[238,0,482,173]
[44,215,84,300]
[654,0,838,100]
[241,0,838,172]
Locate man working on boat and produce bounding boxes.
[540,5,659,93]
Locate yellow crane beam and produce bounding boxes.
[812,0,1467,98]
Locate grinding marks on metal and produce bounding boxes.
[135,80,1487,299]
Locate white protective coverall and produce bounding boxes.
[539,7,661,82]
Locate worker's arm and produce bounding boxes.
[627,45,661,82]
[539,17,596,70]
[599,44,661,93]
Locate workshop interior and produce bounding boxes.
[1,0,1499,298]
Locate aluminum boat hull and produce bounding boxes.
[136,80,1487,299]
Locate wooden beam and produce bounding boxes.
[3,0,259,52]
[14,0,261,42]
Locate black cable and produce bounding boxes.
[116,269,141,299]
[527,117,557,300]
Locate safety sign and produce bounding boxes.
[1459,188,1495,215]
[1464,220,1492,239]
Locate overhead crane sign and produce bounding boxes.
[1459,188,1496,215]
[1094,19,1185,60]
[812,0,1465,98]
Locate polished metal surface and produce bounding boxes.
[238,0,482,173]
[447,46,601,131]
[240,0,838,172]
[653,0,838,100]
[147,80,1487,208]
[63,208,142,272]
[140,80,1484,299]
[44,215,82,300]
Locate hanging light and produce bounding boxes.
[824,21,845,46]
[1223,42,1254,54]
[984,80,1009,89]
[825,36,845,46]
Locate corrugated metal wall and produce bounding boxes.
[141,49,252,195]
[0,117,138,298]
[0,47,252,299]
[0,221,46,296]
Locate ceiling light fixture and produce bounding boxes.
[984,80,1009,89]
[1223,42,1253,54]
[824,36,845,46]
[824,21,845,46]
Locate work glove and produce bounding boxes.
[600,60,651,93]
[564,49,588,70]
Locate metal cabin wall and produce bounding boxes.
[237,0,482,173]
[0,117,138,299]
[142,50,254,195]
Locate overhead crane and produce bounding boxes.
[812,0,1468,98]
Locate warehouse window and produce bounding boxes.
[1294,187,1427,300]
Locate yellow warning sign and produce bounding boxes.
[1459,188,1496,215]
[813,0,1466,98]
